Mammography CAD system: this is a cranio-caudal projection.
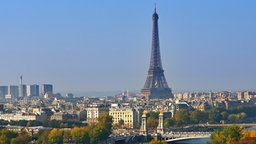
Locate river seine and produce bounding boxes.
[169,138,210,144]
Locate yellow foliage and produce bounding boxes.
[243,130,256,138]
[149,139,167,144]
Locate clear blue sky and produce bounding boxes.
[0,1,255,96]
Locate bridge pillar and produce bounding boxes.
[140,110,148,136]
[157,110,164,134]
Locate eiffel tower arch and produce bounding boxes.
[140,8,173,100]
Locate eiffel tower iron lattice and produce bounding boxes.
[140,8,173,100]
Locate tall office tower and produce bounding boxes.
[41,84,53,95]
[18,76,23,98]
[19,85,27,98]
[8,85,19,99]
[140,8,173,100]
[0,86,8,100]
[26,84,39,97]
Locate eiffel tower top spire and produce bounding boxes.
[150,6,162,70]
[154,3,157,13]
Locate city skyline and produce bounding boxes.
[0,1,256,96]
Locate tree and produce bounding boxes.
[118,119,124,128]
[148,111,159,120]
[190,110,208,124]
[0,129,18,144]
[89,126,103,144]
[89,113,113,144]
[222,125,243,143]
[63,130,71,144]
[149,139,167,144]
[97,113,113,136]
[147,116,158,128]
[220,111,229,120]
[208,125,243,144]
[239,112,247,120]
[11,133,31,144]
[0,134,11,144]
[60,122,68,128]
[71,127,89,144]
[29,120,42,127]
[48,128,63,144]
[164,118,175,128]
[80,127,90,144]
[48,120,60,128]
[228,114,239,123]
[208,108,222,123]
[175,109,190,126]
[70,127,81,143]
[36,129,51,144]
[208,129,225,144]
[242,130,256,143]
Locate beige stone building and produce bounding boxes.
[0,112,43,121]
[109,107,140,129]
[86,107,109,125]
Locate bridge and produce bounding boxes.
[158,123,256,142]
[195,123,256,128]
[166,135,210,142]
[157,132,212,142]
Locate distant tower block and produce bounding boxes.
[140,8,173,100]
[18,75,25,98]
[41,84,53,96]
[140,110,148,136]
[20,75,22,85]
[157,110,164,134]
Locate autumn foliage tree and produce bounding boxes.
[71,126,90,144]
[10,132,31,144]
[208,125,243,144]
[149,139,167,144]
[208,125,256,144]
[241,130,256,143]
[36,129,51,144]
[90,113,113,143]
[0,128,30,144]
[48,128,63,144]
[175,109,190,126]
[0,129,18,144]
[147,111,159,128]
[35,112,113,144]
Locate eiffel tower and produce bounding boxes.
[140,8,173,100]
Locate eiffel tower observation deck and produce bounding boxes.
[140,8,173,100]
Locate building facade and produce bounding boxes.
[86,107,109,125]
[109,107,139,129]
